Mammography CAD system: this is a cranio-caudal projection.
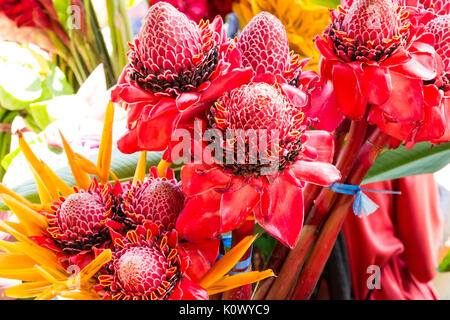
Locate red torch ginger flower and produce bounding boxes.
[95,225,273,300]
[176,82,341,248]
[0,0,50,28]
[112,2,253,155]
[311,0,442,138]
[31,179,120,269]
[118,167,184,231]
[236,12,317,105]
[0,0,69,45]
[370,14,450,146]
[416,0,450,15]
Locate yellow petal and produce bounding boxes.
[97,102,114,184]
[41,161,74,197]
[0,194,47,236]
[58,289,100,300]
[157,159,171,178]
[2,220,27,236]
[34,265,59,283]
[74,153,98,175]
[0,183,35,209]
[5,281,52,298]
[0,240,21,253]
[133,151,147,185]
[198,234,257,289]
[206,270,274,296]
[30,165,53,205]
[34,285,58,300]
[59,131,91,190]
[80,249,112,285]
[0,252,37,269]
[0,267,46,281]
[0,221,65,279]
[18,132,59,200]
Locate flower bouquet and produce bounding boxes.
[0,0,449,301]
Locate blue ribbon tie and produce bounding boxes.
[329,182,401,217]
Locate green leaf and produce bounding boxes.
[0,63,43,110]
[253,224,278,260]
[26,104,54,132]
[363,142,450,184]
[52,0,71,32]
[42,62,74,97]
[438,249,450,272]
[0,149,164,210]
[310,0,340,8]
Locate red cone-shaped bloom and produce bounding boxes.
[30,179,122,270]
[311,0,443,143]
[236,12,318,109]
[117,167,184,231]
[176,83,341,248]
[111,2,253,156]
[369,13,450,147]
[94,223,219,300]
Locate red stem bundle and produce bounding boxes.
[290,129,391,300]
[264,120,368,300]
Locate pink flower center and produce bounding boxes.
[56,192,107,240]
[426,15,450,72]
[116,246,169,295]
[121,179,184,230]
[237,12,290,77]
[128,2,219,96]
[342,0,400,46]
[327,0,409,62]
[209,83,306,176]
[420,0,449,15]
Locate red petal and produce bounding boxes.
[117,128,141,154]
[367,107,411,141]
[291,160,341,186]
[314,35,337,60]
[137,107,181,151]
[423,84,443,108]
[303,130,335,163]
[178,240,219,283]
[331,62,367,119]
[381,46,411,67]
[170,278,209,300]
[254,174,304,248]
[181,163,231,196]
[307,80,345,131]
[180,239,220,266]
[176,191,222,242]
[176,92,201,111]
[361,65,391,105]
[390,51,437,81]
[424,105,446,139]
[377,71,424,122]
[200,68,254,102]
[219,180,260,233]
[281,84,308,108]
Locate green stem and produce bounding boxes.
[0,110,17,181]
[84,0,117,86]
[290,129,391,300]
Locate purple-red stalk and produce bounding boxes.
[290,129,391,300]
[252,119,352,300]
[265,120,368,300]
